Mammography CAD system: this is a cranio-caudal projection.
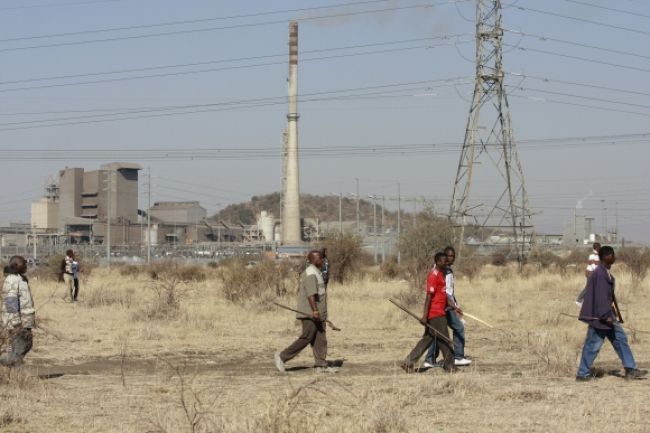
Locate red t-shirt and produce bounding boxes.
[426,267,447,319]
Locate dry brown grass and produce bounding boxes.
[6,262,649,433]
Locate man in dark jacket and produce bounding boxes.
[576,246,647,381]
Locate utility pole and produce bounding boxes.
[147,167,151,264]
[381,196,385,263]
[413,197,417,229]
[355,178,360,235]
[600,199,605,239]
[397,182,401,264]
[370,195,377,264]
[449,0,533,264]
[106,170,112,268]
[338,192,343,234]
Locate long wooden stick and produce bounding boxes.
[388,298,453,345]
[559,312,650,334]
[273,301,341,331]
[462,311,495,329]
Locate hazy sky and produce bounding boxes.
[0,0,648,242]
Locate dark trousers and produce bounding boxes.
[0,328,33,367]
[73,278,79,301]
[426,309,466,362]
[280,319,328,367]
[404,316,454,371]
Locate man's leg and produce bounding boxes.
[311,321,328,367]
[608,322,637,370]
[447,310,466,360]
[424,340,438,365]
[63,274,74,301]
[403,324,435,368]
[429,317,455,371]
[279,320,317,363]
[576,327,606,378]
[0,329,32,367]
[73,278,79,301]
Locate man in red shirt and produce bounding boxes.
[401,252,456,373]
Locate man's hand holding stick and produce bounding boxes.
[273,301,341,331]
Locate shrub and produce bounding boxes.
[85,284,134,308]
[219,259,296,304]
[138,274,188,320]
[617,247,650,287]
[491,251,507,267]
[322,232,363,284]
[398,210,454,291]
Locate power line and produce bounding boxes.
[0,1,470,52]
[0,0,396,42]
[0,78,472,130]
[0,0,124,11]
[506,72,650,98]
[503,29,650,62]
[504,43,650,74]
[507,85,650,111]
[0,36,468,92]
[509,92,650,118]
[513,5,650,37]
[1,133,648,160]
[562,0,650,20]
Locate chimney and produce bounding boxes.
[282,21,302,244]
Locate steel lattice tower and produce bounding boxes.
[449,0,533,262]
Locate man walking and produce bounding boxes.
[576,246,647,381]
[60,249,75,302]
[424,246,471,367]
[401,252,456,373]
[275,250,333,372]
[1,256,36,367]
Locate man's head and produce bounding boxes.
[66,249,74,257]
[8,256,27,275]
[598,245,615,266]
[444,246,456,266]
[593,242,601,252]
[307,250,324,270]
[434,252,447,270]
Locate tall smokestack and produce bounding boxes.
[282,21,301,244]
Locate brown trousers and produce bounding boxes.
[280,319,328,367]
[404,316,454,371]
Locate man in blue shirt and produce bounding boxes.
[576,246,647,381]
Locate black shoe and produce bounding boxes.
[401,363,415,374]
[589,367,605,378]
[575,375,596,382]
[625,368,648,380]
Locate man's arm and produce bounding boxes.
[592,271,614,324]
[421,294,432,323]
[2,278,22,330]
[304,275,320,319]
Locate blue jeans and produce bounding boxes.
[576,322,636,377]
[425,309,465,363]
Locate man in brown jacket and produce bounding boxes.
[275,250,333,372]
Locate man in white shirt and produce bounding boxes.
[576,242,601,305]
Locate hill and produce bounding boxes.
[212,192,405,227]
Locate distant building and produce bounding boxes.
[29,162,142,245]
[149,201,206,224]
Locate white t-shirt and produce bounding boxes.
[445,269,456,307]
[586,251,599,273]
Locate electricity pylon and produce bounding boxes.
[449,0,533,263]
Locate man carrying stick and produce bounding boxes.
[275,250,334,373]
[576,246,647,381]
[401,252,456,373]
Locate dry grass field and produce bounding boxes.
[2,262,649,433]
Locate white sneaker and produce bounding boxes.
[274,352,286,373]
[423,361,437,368]
[454,358,472,366]
[314,366,339,374]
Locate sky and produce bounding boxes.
[0,0,649,243]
